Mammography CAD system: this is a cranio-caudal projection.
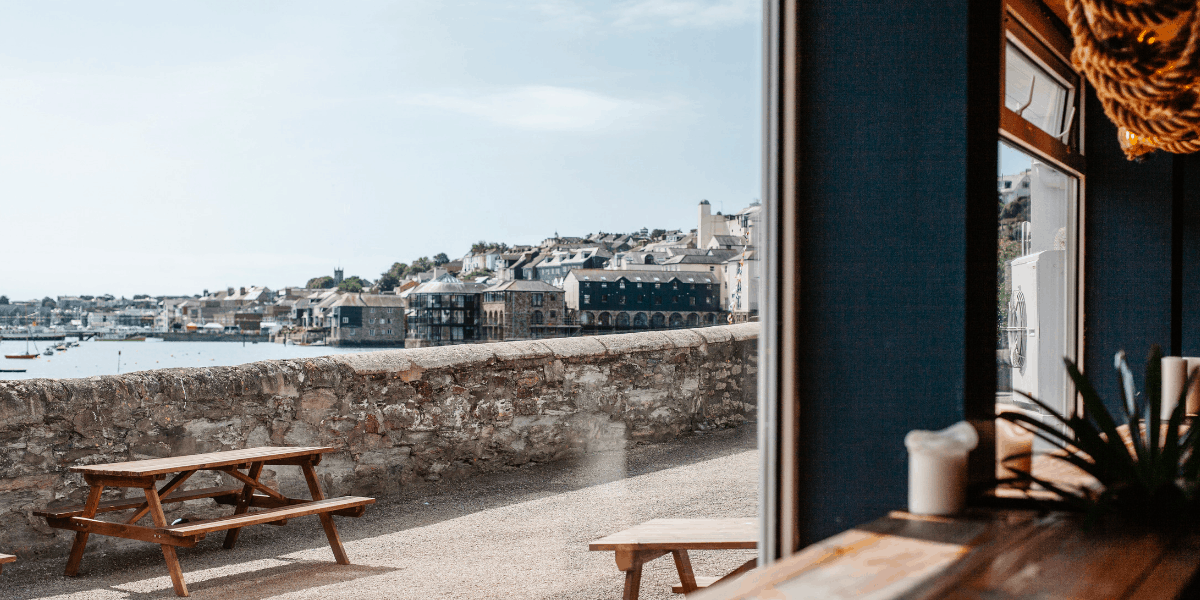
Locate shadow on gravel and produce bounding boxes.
[3,424,756,600]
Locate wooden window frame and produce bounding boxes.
[1001,0,1086,177]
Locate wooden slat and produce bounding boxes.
[211,493,366,517]
[1125,534,1200,600]
[590,518,758,551]
[70,447,335,477]
[165,496,375,536]
[673,576,721,594]
[0,554,15,564]
[45,517,200,547]
[34,486,243,519]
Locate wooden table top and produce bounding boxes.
[590,518,758,551]
[692,510,1200,600]
[70,446,336,477]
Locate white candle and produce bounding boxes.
[1162,357,1188,420]
[1185,357,1200,415]
[905,422,978,516]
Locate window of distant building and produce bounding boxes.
[342,317,348,323]
[532,293,544,307]
[690,297,696,306]
[584,295,591,304]
[600,294,608,302]
[655,297,663,305]
[619,296,626,305]
[619,281,625,289]
[549,311,556,319]
[533,310,543,324]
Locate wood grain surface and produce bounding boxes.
[69,447,334,477]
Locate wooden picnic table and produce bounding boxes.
[34,446,375,597]
[690,509,1200,600]
[590,518,758,600]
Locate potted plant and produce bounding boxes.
[998,345,1198,527]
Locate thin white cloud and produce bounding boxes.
[405,85,676,132]
[613,0,759,29]
[527,0,599,28]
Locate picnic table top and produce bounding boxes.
[589,518,758,551]
[70,446,336,477]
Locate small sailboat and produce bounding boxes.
[42,347,54,356]
[5,335,38,359]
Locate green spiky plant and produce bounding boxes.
[998,345,1199,527]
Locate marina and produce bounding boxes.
[0,339,376,381]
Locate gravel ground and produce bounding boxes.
[4,425,758,600]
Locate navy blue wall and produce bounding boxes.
[791,0,999,543]
[1082,91,1175,413]
[1181,155,1200,356]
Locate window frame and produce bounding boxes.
[999,0,1086,416]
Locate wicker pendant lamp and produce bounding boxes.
[1067,0,1200,159]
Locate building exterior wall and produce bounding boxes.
[331,305,405,347]
[0,324,757,559]
[406,292,482,348]
[481,290,571,341]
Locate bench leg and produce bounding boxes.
[672,550,699,593]
[65,484,104,577]
[145,486,189,596]
[223,461,263,550]
[301,461,349,565]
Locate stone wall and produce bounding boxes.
[0,323,757,558]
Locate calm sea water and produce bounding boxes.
[0,339,383,381]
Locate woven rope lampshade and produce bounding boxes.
[1067,0,1200,159]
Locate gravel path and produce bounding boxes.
[5,426,758,600]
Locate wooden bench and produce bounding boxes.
[0,553,14,575]
[36,446,375,597]
[590,518,758,600]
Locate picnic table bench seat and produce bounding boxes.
[34,485,244,519]
[0,553,15,575]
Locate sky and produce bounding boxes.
[0,0,762,300]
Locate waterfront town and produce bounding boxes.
[0,201,760,348]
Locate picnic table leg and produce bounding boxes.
[300,460,350,565]
[144,486,190,597]
[615,550,666,600]
[223,461,264,550]
[64,484,104,577]
[672,550,699,593]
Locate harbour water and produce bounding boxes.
[0,339,385,381]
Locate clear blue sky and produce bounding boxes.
[0,0,762,299]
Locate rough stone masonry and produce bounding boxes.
[0,323,757,558]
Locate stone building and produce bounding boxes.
[480,280,578,341]
[562,269,722,333]
[328,293,407,346]
[405,273,487,348]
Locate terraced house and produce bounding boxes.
[562,269,722,332]
[327,293,406,347]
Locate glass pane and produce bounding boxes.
[997,141,1076,481]
[1005,44,1068,138]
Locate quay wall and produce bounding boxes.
[0,324,757,558]
[155,332,271,342]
